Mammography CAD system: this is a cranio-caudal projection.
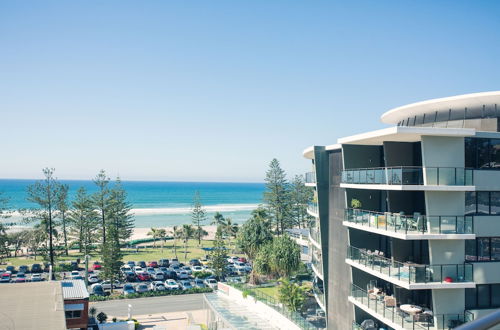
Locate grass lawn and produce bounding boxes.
[254,286,281,300]
[2,239,241,267]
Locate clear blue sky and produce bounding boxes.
[1,1,499,182]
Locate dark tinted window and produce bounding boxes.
[491,192,500,215]
[478,238,491,261]
[491,139,500,168]
[491,238,500,261]
[465,240,477,262]
[478,285,491,308]
[465,192,476,215]
[478,192,490,215]
[465,138,477,168]
[492,284,500,307]
[465,288,477,309]
[478,139,491,168]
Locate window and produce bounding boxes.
[465,138,477,168]
[465,191,500,215]
[466,284,500,309]
[491,139,500,168]
[464,138,500,169]
[477,138,491,168]
[65,311,82,319]
[466,237,500,262]
[465,192,477,215]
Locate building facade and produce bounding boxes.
[304,91,500,329]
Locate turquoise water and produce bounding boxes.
[0,179,265,227]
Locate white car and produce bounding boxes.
[177,270,189,280]
[30,274,43,282]
[150,281,167,291]
[204,278,218,289]
[133,266,143,274]
[227,256,239,264]
[135,283,149,293]
[70,271,83,280]
[88,274,100,284]
[101,280,121,290]
[120,265,132,272]
[191,265,204,272]
[152,271,165,281]
[164,279,180,290]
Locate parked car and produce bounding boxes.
[31,274,43,282]
[159,259,169,267]
[122,283,135,296]
[121,265,132,272]
[191,265,204,273]
[148,261,159,268]
[179,280,193,290]
[146,267,156,276]
[177,270,189,280]
[150,281,166,291]
[163,270,177,280]
[88,274,100,284]
[237,257,247,263]
[31,264,43,273]
[227,256,239,264]
[182,266,192,275]
[135,283,149,293]
[90,284,106,296]
[124,271,137,282]
[204,278,218,289]
[127,261,136,267]
[101,280,121,290]
[137,261,147,268]
[70,271,83,280]
[0,273,11,283]
[170,258,180,266]
[164,279,180,290]
[137,272,150,281]
[193,278,206,288]
[134,266,143,274]
[19,265,29,274]
[152,271,165,281]
[189,259,201,266]
[92,262,102,270]
[170,264,180,272]
[14,273,27,283]
[5,266,16,274]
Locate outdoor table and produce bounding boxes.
[400,304,423,315]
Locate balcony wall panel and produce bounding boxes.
[474,216,500,236]
[472,262,500,284]
[474,170,500,191]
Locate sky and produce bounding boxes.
[1,1,500,182]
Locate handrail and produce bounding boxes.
[347,246,474,284]
[455,309,500,330]
[305,172,316,184]
[344,208,474,235]
[307,203,319,215]
[341,166,474,186]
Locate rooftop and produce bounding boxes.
[61,280,90,300]
[0,281,66,330]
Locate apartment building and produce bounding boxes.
[304,91,500,330]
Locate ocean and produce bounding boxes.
[0,179,265,227]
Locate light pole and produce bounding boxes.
[84,255,90,287]
[128,304,132,320]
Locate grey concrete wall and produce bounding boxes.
[474,216,500,236]
[432,289,466,326]
[343,145,383,169]
[327,149,353,330]
[474,170,500,190]
[471,262,500,284]
[421,136,464,168]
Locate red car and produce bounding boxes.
[0,273,11,283]
[92,262,102,270]
[15,273,27,283]
[148,261,159,268]
[238,257,247,263]
[137,272,150,281]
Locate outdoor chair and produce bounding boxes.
[384,295,396,307]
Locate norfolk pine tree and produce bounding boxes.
[264,159,291,235]
[191,191,207,245]
[56,184,70,256]
[210,226,228,280]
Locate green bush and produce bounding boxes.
[89,287,213,302]
[193,271,212,279]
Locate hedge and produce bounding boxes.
[89,287,213,302]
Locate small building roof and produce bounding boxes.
[61,280,90,300]
[0,281,66,330]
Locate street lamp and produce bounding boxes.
[84,255,90,287]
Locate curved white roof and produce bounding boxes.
[381,91,500,124]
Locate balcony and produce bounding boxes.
[346,246,475,290]
[305,171,316,185]
[307,202,319,216]
[341,167,474,190]
[343,208,475,240]
[311,245,323,279]
[313,282,326,312]
[309,226,321,247]
[349,284,474,330]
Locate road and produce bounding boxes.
[90,293,206,317]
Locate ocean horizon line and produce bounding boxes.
[0,178,266,184]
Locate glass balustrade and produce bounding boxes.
[309,226,321,245]
[308,202,319,215]
[341,167,474,186]
[344,208,474,235]
[350,284,473,329]
[311,245,323,277]
[305,171,316,184]
[347,246,473,285]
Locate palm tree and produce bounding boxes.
[179,224,195,261]
[147,228,160,248]
[223,217,239,252]
[156,228,167,252]
[211,212,225,226]
[172,226,178,258]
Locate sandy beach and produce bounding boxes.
[130,225,219,241]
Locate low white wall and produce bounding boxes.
[98,320,135,330]
[217,282,301,330]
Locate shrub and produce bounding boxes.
[89,287,213,302]
[193,271,212,279]
[96,312,108,324]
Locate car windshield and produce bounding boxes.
[124,284,133,289]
